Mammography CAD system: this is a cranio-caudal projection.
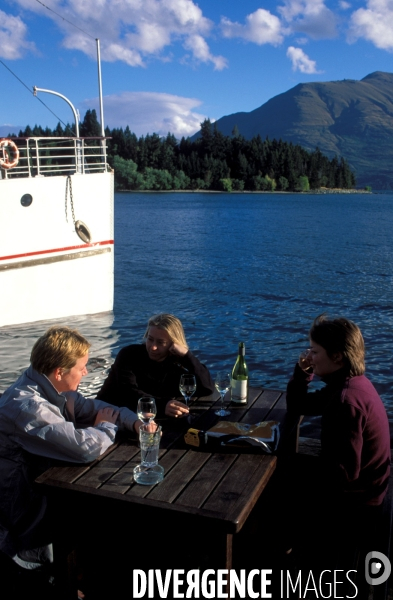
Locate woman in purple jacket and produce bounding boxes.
[281,315,391,568]
[287,314,390,507]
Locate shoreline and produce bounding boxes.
[116,188,373,194]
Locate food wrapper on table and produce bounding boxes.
[207,421,280,453]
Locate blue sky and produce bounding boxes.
[1,0,393,138]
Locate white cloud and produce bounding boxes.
[220,9,284,46]
[183,34,227,70]
[286,46,322,73]
[81,91,207,138]
[349,0,393,50]
[339,1,351,9]
[0,9,36,59]
[102,43,145,67]
[12,0,225,70]
[295,36,310,45]
[278,0,338,39]
[219,2,337,47]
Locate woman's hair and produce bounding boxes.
[309,314,365,376]
[144,313,188,349]
[30,326,91,375]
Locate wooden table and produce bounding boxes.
[36,388,289,598]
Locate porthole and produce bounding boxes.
[21,194,33,207]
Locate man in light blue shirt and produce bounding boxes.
[0,325,146,583]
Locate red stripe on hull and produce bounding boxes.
[0,240,114,262]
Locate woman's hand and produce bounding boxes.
[169,342,188,357]
[165,399,189,418]
[94,406,120,426]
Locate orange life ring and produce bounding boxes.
[0,139,19,170]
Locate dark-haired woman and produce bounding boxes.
[287,314,390,506]
[282,315,390,567]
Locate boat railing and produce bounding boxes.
[0,137,111,179]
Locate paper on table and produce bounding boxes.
[207,421,280,452]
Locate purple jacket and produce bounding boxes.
[287,365,391,505]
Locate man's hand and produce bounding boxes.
[94,407,119,426]
[134,420,157,435]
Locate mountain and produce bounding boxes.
[0,125,23,137]
[199,72,393,189]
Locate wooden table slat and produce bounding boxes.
[239,389,283,424]
[36,464,92,485]
[145,449,212,502]
[75,444,140,488]
[202,453,277,529]
[226,455,277,525]
[125,448,187,498]
[35,441,125,485]
[99,463,136,494]
[263,392,287,425]
[175,452,237,509]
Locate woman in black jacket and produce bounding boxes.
[97,313,215,418]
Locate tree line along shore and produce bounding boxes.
[13,110,358,193]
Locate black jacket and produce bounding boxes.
[97,344,215,417]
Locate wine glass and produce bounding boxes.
[137,397,157,426]
[179,374,197,406]
[214,371,231,416]
[299,349,312,372]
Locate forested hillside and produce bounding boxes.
[200,72,393,189]
[14,110,356,192]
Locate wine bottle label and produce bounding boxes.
[231,379,247,403]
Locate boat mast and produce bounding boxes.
[96,39,105,138]
[96,38,107,163]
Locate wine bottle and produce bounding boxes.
[231,342,249,403]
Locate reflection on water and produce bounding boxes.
[1,191,392,441]
[0,313,118,398]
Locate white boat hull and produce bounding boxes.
[0,169,114,327]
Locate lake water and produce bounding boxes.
[1,191,392,438]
